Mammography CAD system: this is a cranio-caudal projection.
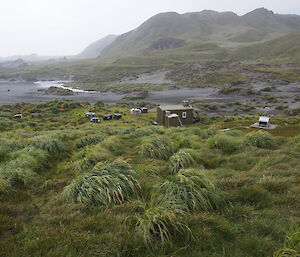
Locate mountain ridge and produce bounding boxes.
[99,8,300,59]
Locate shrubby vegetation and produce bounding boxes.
[0,99,299,257]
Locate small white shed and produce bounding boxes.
[258,116,270,127]
[130,108,141,115]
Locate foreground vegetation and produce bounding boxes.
[0,99,299,257]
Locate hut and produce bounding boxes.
[14,114,22,119]
[258,116,270,128]
[130,108,141,115]
[85,112,95,119]
[103,114,113,120]
[91,117,101,123]
[114,113,122,120]
[250,115,277,129]
[157,101,194,127]
[140,107,148,113]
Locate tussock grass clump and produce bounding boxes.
[33,137,66,156]
[0,176,10,194]
[71,149,113,173]
[207,134,244,154]
[224,130,245,137]
[9,148,49,172]
[168,149,198,174]
[0,147,49,187]
[0,147,49,188]
[245,131,276,149]
[132,199,190,249]
[191,128,217,139]
[62,161,140,206]
[130,126,164,138]
[0,119,14,132]
[232,185,272,208]
[158,169,226,212]
[0,166,36,187]
[273,224,300,257]
[0,138,11,162]
[141,136,175,160]
[101,136,124,154]
[75,135,104,148]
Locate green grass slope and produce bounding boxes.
[231,31,300,63]
[77,35,118,59]
[100,8,300,59]
[0,99,299,256]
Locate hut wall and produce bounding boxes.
[157,107,165,125]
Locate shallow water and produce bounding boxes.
[0,81,124,105]
[0,81,299,107]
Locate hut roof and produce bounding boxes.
[159,105,193,111]
[259,116,270,122]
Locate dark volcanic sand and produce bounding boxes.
[0,81,299,112]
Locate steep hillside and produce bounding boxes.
[77,35,118,59]
[101,12,194,58]
[232,31,300,63]
[100,8,300,59]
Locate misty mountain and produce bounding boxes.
[99,8,300,59]
[77,35,118,59]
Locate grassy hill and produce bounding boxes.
[0,99,299,256]
[100,8,300,59]
[232,31,300,63]
[77,35,118,59]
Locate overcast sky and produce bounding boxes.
[0,0,299,57]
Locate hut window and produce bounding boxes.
[182,112,186,119]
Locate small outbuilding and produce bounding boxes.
[258,116,270,127]
[157,102,194,127]
[103,114,113,120]
[130,108,141,115]
[140,107,148,113]
[14,114,22,119]
[114,113,122,120]
[250,115,277,129]
[165,113,181,128]
[91,117,101,123]
[85,112,95,119]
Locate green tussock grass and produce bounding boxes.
[207,134,244,154]
[168,148,198,174]
[32,137,66,156]
[273,224,300,257]
[0,100,299,257]
[130,198,191,250]
[158,169,226,212]
[75,135,104,148]
[245,131,276,149]
[140,136,176,160]
[62,161,140,206]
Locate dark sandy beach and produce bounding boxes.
[0,81,299,113]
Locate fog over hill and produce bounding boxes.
[76,35,118,59]
[99,8,300,59]
[1,7,300,63]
